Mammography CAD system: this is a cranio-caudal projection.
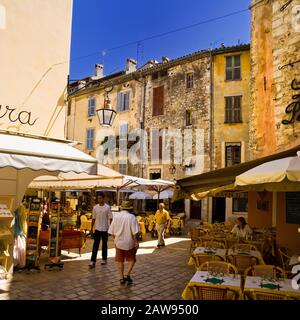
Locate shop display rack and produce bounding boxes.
[23,198,42,272]
[44,201,64,270]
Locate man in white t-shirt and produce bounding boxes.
[89,192,112,268]
[108,201,140,285]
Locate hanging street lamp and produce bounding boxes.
[96,85,116,127]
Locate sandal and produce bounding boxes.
[120,278,126,284]
[124,275,133,284]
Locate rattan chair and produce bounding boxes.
[198,261,238,275]
[189,284,238,300]
[225,236,240,249]
[203,240,225,249]
[278,247,293,274]
[227,254,259,274]
[230,243,258,252]
[189,228,204,252]
[244,265,286,279]
[245,290,296,300]
[192,253,224,269]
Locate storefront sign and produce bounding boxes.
[0,105,38,126]
[282,79,300,125]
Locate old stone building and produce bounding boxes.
[250,0,300,158]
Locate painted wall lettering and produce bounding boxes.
[0,105,38,126]
[282,79,300,125]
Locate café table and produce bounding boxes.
[227,248,265,264]
[188,247,227,265]
[182,270,242,300]
[243,276,300,299]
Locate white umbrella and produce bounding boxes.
[235,153,300,191]
[153,190,174,199]
[129,191,153,200]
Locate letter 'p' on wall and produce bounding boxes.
[0,4,6,30]
[292,5,300,32]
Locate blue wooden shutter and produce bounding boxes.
[125,91,130,110]
[116,93,121,112]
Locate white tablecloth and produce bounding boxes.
[188,247,227,265]
[289,254,300,266]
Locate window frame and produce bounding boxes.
[117,91,131,112]
[186,72,194,89]
[152,86,164,116]
[87,97,96,117]
[225,95,242,123]
[86,128,95,150]
[225,55,241,81]
[185,110,192,126]
[225,142,241,167]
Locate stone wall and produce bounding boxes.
[250,0,300,158]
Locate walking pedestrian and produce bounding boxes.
[108,201,140,284]
[89,192,112,268]
[154,203,171,248]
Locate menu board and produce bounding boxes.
[286,192,300,224]
[25,198,41,269]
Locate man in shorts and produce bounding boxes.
[108,201,140,284]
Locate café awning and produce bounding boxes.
[177,144,300,194]
[0,130,98,174]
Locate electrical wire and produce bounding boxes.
[71,8,249,63]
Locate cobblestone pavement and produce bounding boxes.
[0,234,195,300]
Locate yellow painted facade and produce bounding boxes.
[213,48,250,169]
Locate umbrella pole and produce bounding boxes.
[116,187,120,206]
[157,191,160,209]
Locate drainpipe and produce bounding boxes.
[209,49,214,171]
[135,75,147,178]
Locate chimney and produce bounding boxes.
[162,56,169,63]
[94,64,104,78]
[126,58,137,73]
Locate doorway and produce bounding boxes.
[212,197,226,223]
[190,200,201,219]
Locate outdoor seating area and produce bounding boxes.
[183,223,300,300]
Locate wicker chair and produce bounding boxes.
[192,253,224,269]
[244,265,286,279]
[227,255,259,274]
[278,247,293,275]
[189,284,238,300]
[198,261,238,275]
[189,228,204,252]
[203,240,225,249]
[230,243,258,251]
[225,236,240,249]
[245,290,295,300]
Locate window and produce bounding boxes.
[225,96,242,123]
[225,55,241,80]
[118,163,127,175]
[117,91,130,112]
[88,98,96,117]
[186,72,194,89]
[152,72,159,80]
[149,168,161,180]
[225,143,241,167]
[160,70,168,78]
[151,130,163,162]
[152,86,164,116]
[185,110,192,126]
[86,128,95,150]
[233,194,248,213]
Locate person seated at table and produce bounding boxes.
[231,217,253,239]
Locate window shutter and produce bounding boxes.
[124,91,130,110]
[153,88,158,116]
[158,86,164,115]
[116,93,121,112]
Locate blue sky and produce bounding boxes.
[70,0,250,80]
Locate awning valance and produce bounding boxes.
[177,144,300,194]
[0,130,98,174]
